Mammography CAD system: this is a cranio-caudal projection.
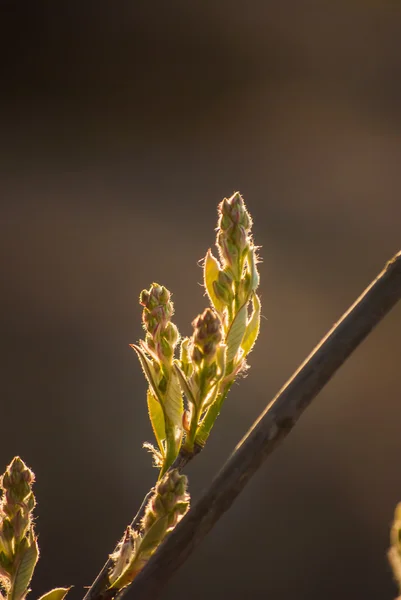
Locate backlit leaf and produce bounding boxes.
[10,538,38,600]
[241,294,261,356]
[38,588,72,600]
[147,389,166,456]
[131,344,163,404]
[226,303,247,362]
[203,250,225,314]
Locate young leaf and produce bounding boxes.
[37,588,72,600]
[130,344,163,405]
[204,250,225,314]
[147,389,166,456]
[174,363,197,406]
[241,294,261,357]
[137,515,169,555]
[10,539,39,600]
[215,343,227,382]
[163,370,183,432]
[201,384,219,410]
[247,246,260,294]
[225,302,247,362]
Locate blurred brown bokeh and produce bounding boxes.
[1,2,401,599]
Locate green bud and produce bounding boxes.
[0,549,12,571]
[153,495,164,516]
[219,269,234,289]
[192,309,222,364]
[23,496,34,515]
[163,322,179,346]
[174,501,189,515]
[238,272,252,304]
[216,193,254,281]
[142,510,156,531]
[205,362,217,380]
[2,473,11,490]
[218,192,252,231]
[232,224,248,254]
[163,492,176,512]
[219,199,232,230]
[11,509,26,541]
[160,337,173,360]
[212,280,231,305]
[191,345,203,366]
[140,284,174,329]
[166,512,176,528]
[1,519,13,542]
[174,477,187,498]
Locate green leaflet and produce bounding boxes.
[37,589,71,600]
[215,343,227,382]
[225,302,248,363]
[10,538,38,600]
[174,363,197,406]
[131,344,163,405]
[137,515,169,555]
[247,246,260,294]
[110,515,170,590]
[133,343,182,472]
[195,381,233,449]
[203,250,225,314]
[163,369,183,432]
[161,370,183,473]
[146,389,166,456]
[241,294,261,357]
[202,384,219,410]
[132,343,183,431]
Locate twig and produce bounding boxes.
[125,250,401,599]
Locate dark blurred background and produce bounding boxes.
[1,1,401,599]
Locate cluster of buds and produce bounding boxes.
[132,284,184,476]
[217,192,253,283]
[388,503,401,597]
[0,457,38,600]
[141,469,189,533]
[191,308,222,370]
[183,192,261,450]
[204,192,259,341]
[109,470,189,591]
[177,309,225,452]
[204,192,260,366]
[139,284,179,367]
[134,193,260,470]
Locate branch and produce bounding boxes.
[126,250,401,599]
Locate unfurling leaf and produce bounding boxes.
[10,538,38,600]
[203,250,225,314]
[226,303,247,363]
[241,294,261,357]
[138,515,169,555]
[163,370,183,433]
[174,363,197,407]
[247,246,260,293]
[130,344,163,404]
[162,371,184,467]
[146,390,166,456]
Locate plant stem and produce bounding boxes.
[194,381,233,448]
[124,250,401,599]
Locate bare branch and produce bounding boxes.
[126,250,401,599]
